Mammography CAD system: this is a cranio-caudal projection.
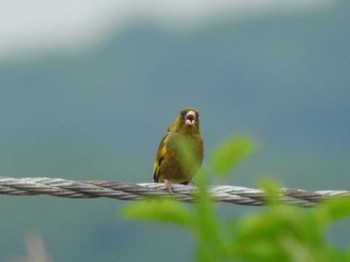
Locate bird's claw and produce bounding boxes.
[164,179,174,193]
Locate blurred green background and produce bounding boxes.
[0,1,349,261]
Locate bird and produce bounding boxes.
[153,108,203,190]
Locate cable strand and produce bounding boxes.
[0,176,348,207]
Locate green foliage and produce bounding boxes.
[173,136,202,176]
[212,136,255,176]
[232,195,350,262]
[124,198,192,227]
[123,136,350,262]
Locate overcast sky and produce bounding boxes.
[0,0,334,62]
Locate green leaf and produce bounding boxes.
[212,136,255,176]
[259,178,282,205]
[173,136,201,176]
[123,198,191,227]
[315,197,350,226]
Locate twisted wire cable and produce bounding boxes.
[0,176,348,207]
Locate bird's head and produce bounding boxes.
[172,108,200,134]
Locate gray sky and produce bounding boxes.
[0,0,333,62]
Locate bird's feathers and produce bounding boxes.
[153,108,203,185]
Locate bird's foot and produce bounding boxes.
[164,179,174,193]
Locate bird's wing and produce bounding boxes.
[153,132,171,182]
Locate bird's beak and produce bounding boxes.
[185,110,196,125]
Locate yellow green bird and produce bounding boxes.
[153,108,204,188]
